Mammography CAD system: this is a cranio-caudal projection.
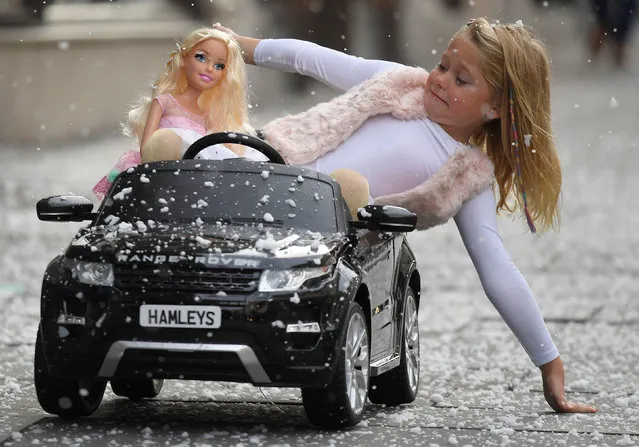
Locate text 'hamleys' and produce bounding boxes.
[116,253,261,268]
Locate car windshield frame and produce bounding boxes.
[94,160,345,234]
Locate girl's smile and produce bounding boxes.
[429,89,447,105]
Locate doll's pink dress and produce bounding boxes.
[92,93,267,200]
[155,93,268,160]
[155,93,208,154]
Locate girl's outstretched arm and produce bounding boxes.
[214,24,402,92]
[454,190,597,413]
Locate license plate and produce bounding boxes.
[139,305,221,329]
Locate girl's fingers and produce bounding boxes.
[559,400,598,413]
[212,23,236,37]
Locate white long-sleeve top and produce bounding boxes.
[255,39,559,367]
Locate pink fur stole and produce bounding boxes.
[262,66,495,230]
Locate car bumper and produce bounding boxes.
[39,279,350,388]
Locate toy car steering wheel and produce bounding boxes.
[182,132,286,165]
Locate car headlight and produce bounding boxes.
[258,266,331,292]
[68,259,114,286]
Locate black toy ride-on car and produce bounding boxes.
[34,132,422,429]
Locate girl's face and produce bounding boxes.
[424,33,498,143]
[182,38,229,92]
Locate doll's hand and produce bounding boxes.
[540,357,597,413]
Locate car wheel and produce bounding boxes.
[368,286,420,405]
[110,378,164,401]
[34,328,106,419]
[301,302,370,429]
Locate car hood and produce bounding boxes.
[66,223,346,270]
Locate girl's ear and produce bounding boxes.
[487,108,500,119]
[484,108,500,121]
[482,102,501,121]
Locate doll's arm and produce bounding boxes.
[139,99,163,152]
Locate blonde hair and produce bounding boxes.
[124,26,255,141]
[458,18,561,232]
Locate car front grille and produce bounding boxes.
[115,349,252,382]
[114,266,261,293]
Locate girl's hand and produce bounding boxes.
[212,23,261,65]
[212,22,238,40]
[540,357,598,413]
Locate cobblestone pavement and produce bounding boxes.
[1,1,638,446]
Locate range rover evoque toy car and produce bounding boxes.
[34,132,422,428]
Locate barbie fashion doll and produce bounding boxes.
[93,26,265,200]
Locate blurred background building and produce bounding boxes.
[0,0,635,145]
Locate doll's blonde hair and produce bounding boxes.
[124,26,254,141]
[459,18,561,232]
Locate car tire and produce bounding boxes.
[110,378,164,401]
[34,328,106,419]
[368,286,420,406]
[301,302,370,429]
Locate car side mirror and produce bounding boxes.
[351,205,417,232]
[36,195,96,222]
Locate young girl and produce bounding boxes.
[93,26,267,200]
[213,19,597,414]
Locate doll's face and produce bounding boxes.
[424,33,498,143]
[182,38,229,92]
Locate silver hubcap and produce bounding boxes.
[345,311,369,415]
[404,294,420,393]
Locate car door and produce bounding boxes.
[355,229,395,360]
